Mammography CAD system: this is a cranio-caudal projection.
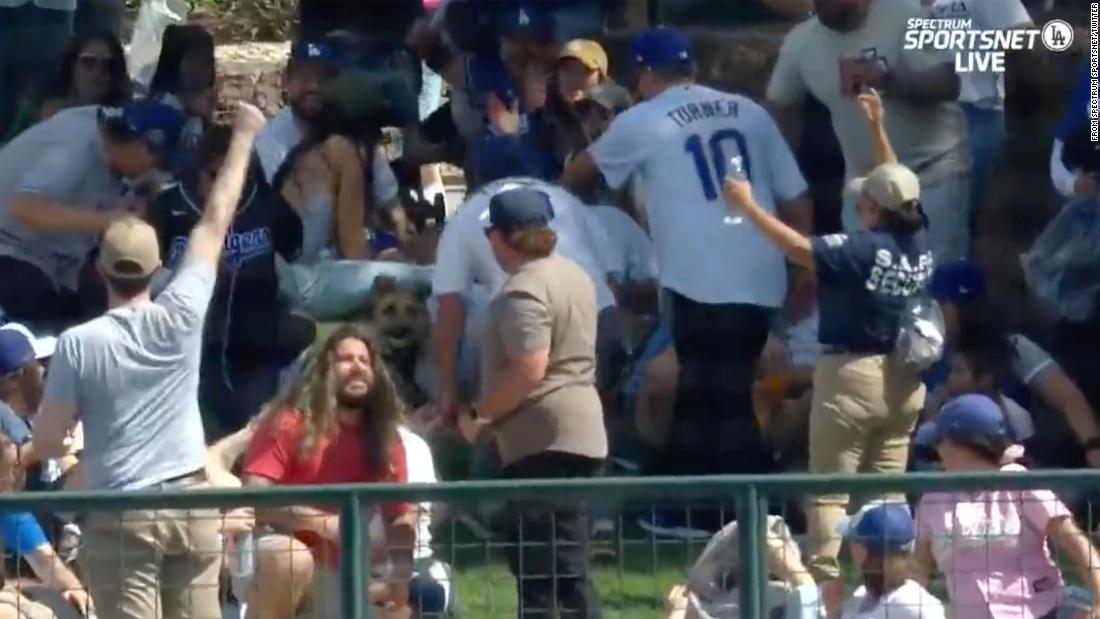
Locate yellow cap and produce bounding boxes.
[558,39,609,77]
[99,215,161,279]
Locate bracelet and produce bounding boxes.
[1082,437,1100,452]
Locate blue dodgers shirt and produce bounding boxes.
[811,229,933,354]
[0,511,48,556]
[1057,65,1093,141]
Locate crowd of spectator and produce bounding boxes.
[0,0,1099,618]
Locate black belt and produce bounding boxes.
[155,468,207,488]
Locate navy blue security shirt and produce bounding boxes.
[811,229,933,354]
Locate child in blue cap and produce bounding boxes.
[913,394,1100,619]
[838,502,945,619]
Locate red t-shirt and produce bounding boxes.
[241,409,409,567]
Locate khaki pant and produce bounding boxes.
[82,486,222,619]
[804,354,925,581]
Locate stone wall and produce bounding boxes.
[214,18,1086,332]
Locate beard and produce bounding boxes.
[289,96,321,123]
[336,388,370,408]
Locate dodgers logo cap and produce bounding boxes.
[836,501,915,555]
[929,260,987,303]
[98,101,186,155]
[630,27,694,69]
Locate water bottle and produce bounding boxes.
[227,531,254,580]
[723,155,746,225]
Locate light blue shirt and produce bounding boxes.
[589,84,807,306]
[42,260,216,490]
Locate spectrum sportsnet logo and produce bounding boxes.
[903,18,1074,73]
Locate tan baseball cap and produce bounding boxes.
[99,216,161,279]
[847,163,921,212]
[558,39,609,77]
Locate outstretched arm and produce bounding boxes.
[184,103,267,269]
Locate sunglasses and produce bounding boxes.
[77,54,114,73]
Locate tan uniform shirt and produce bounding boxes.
[481,254,608,467]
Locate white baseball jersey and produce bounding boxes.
[431,177,620,310]
[589,84,808,307]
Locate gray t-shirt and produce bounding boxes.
[0,106,122,290]
[42,259,216,490]
[767,0,969,187]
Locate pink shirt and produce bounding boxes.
[916,464,1071,619]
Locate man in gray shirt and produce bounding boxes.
[0,101,183,325]
[33,102,267,619]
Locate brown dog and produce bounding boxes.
[366,276,431,406]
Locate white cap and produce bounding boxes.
[0,323,56,360]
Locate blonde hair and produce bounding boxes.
[505,227,557,258]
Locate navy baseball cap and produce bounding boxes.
[0,329,35,378]
[915,394,1010,452]
[98,101,185,154]
[495,1,554,40]
[473,135,551,184]
[929,260,987,303]
[487,187,555,231]
[837,502,916,555]
[630,27,694,69]
[292,40,342,64]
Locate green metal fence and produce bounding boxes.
[4,469,1100,618]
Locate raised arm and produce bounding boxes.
[857,89,896,168]
[185,102,267,269]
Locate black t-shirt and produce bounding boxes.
[148,163,303,358]
[811,228,933,354]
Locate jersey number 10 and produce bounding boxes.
[685,129,752,201]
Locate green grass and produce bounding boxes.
[434,519,708,618]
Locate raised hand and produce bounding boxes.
[857,87,885,127]
[233,101,267,135]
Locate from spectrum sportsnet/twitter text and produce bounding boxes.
[1091,1,1098,142]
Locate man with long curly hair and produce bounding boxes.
[240,323,418,619]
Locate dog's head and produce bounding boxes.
[368,276,430,356]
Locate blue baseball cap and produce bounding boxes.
[929,260,987,303]
[0,329,35,378]
[292,40,342,64]
[487,187,555,231]
[630,27,694,69]
[98,101,185,155]
[837,502,915,555]
[914,394,1010,454]
[495,1,554,40]
[473,135,551,185]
